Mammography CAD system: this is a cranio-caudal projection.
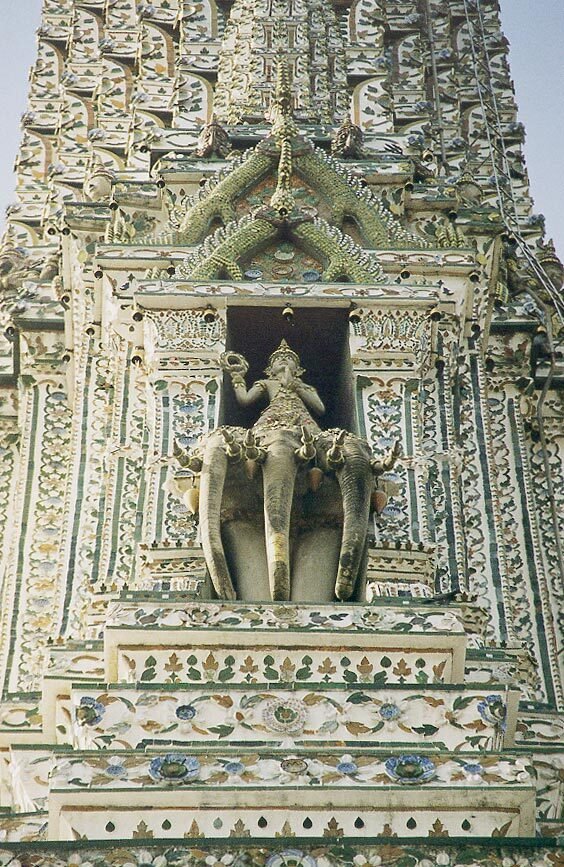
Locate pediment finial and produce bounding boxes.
[268,59,299,140]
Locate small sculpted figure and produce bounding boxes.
[331,117,364,159]
[176,341,398,603]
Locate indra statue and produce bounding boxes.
[224,340,325,434]
[175,341,399,603]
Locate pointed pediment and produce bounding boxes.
[177,211,385,284]
[143,126,431,260]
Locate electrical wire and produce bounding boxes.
[461,0,564,324]
[459,0,564,588]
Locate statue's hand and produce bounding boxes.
[280,366,295,387]
[220,351,249,379]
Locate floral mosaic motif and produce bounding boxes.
[378,703,402,722]
[163,383,209,545]
[477,694,507,731]
[175,704,197,721]
[48,750,533,791]
[384,754,436,785]
[0,844,560,867]
[84,349,148,594]
[108,600,465,635]
[262,699,306,734]
[70,687,513,752]
[148,754,201,783]
[76,697,106,727]
[364,387,409,544]
[266,852,316,867]
[146,310,226,352]
[2,382,72,693]
[242,239,324,284]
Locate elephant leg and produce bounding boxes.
[199,438,236,600]
[262,441,298,601]
[222,519,270,601]
[291,528,341,602]
[291,477,342,602]
[335,443,372,601]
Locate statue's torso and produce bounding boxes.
[253,380,321,433]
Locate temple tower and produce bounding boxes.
[0,2,562,866]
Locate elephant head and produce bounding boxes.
[176,423,399,603]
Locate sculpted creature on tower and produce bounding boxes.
[176,341,399,604]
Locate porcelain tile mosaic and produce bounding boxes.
[0,0,562,862]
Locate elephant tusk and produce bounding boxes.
[295,424,316,462]
[327,430,347,468]
[371,439,402,475]
[221,429,243,461]
[184,482,201,514]
[243,430,266,463]
[173,440,203,472]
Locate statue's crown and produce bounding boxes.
[268,339,300,367]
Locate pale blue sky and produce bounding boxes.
[0,0,562,254]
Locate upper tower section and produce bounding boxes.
[214,0,348,124]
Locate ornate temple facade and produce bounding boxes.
[0,1,563,866]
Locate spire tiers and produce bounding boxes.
[213,0,348,126]
[0,0,562,860]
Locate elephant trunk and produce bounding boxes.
[335,447,372,601]
[199,442,236,600]
[262,442,298,601]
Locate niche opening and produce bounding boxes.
[220,305,356,433]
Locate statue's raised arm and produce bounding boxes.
[220,351,265,408]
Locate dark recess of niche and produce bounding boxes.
[220,305,357,433]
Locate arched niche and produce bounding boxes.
[221,306,357,434]
[182,0,218,41]
[348,0,385,49]
[352,78,393,134]
[15,132,52,186]
[140,23,176,79]
[69,10,102,62]
[175,73,214,128]
[97,60,132,116]
[31,41,64,98]
[59,94,93,154]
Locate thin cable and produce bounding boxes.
[422,0,448,169]
[461,0,564,325]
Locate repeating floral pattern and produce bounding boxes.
[71,687,513,751]
[2,382,72,693]
[49,750,532,791]
[106,601,464,634]
[0,845,560,866]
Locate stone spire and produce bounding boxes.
[213,0,348,125]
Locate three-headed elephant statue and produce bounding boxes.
[175,341,399,603]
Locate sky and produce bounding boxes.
[0,0,562,255]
